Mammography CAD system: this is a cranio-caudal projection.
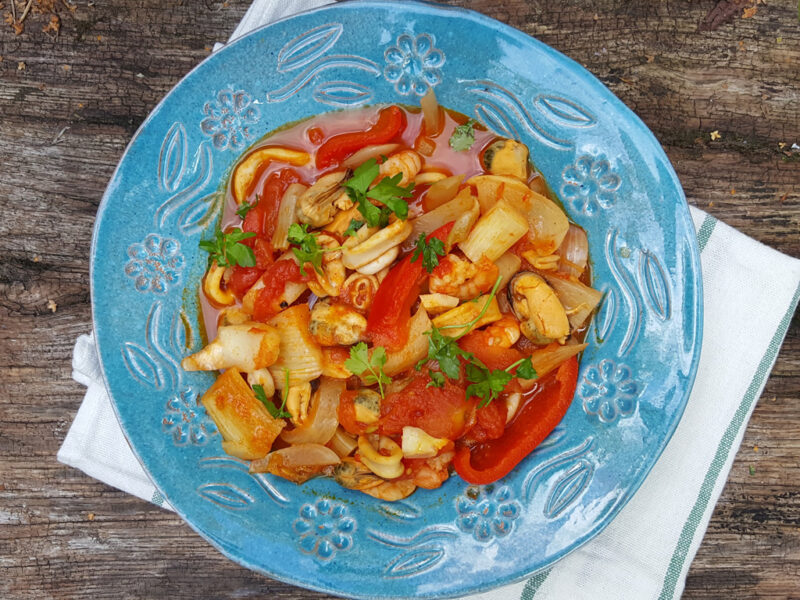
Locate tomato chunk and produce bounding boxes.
[379,373,473,440]
[252,260,308,322]
[242,168,301,241]
[458,329,525,371]
[464,400,507,444]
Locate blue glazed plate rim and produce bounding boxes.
[90,1,703,598]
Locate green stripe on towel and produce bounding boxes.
[521,569,552,600]
[524,210,721,600]
[658,282,800,599]
[696,214,717,253]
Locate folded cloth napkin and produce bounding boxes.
[58,1,800,597]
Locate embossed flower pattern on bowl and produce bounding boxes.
[579,359,641,423]
[123,234,183,294]
[561,155,621,215]
[384,33,445,96]
[455,484,521,542]
[293,498,356,560]
[200,89,260,151]
[162,388,218,446]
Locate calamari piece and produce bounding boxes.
[181,322,280,372]
[342,218,413,270]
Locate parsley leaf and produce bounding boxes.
[367,173,413,220]
[428,370,446,388]
[514,357,537,380]
[359,197,392,229]
[465,363,513,408]
[198,227,256,268]
[344,342,392,398]
[410,232,446,273]
[287,223,329,277]
[343,219,365,237]
[345,158,380,197]
[416,276,541,406]
[253,380,291,419]
[417,327,472,381]
[344,158,413,226]
[449,118,478,152]
[236,196,257,219]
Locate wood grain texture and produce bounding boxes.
[0,0,797,598]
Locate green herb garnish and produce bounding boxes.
[343,218,365,237]
[410,232,446,273]
[236,196,257,219]
[428,370,446,388]
[416,327,472,383]
[344,158,414,227]
[198,227,256,267]
[465,360,513,408]
[514,357,537,380]
[449,118,478,151]
[417,276,538,406]
[345,342,392,398]
[287,223,331,277]
[368,173,413,220]
[465,356,538,408]
[253,375,292,419]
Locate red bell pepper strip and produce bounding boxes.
[366,222,454,352]
[453,355,579,485]
[315,105,406,169]
[242,168,301,240]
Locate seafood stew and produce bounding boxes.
[182,94,601,501]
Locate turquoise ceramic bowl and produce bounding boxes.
[91,2,702,597]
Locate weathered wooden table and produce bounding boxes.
[1,1,798,598]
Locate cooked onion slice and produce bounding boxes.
[557,225,589,278]
[420,87,441,134]
[280,377,344,445]
[272,183,307,251]
[544,274,603,330]
[342,143,400,169]
[249,443,341,483]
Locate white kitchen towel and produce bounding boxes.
[58,1,800,598]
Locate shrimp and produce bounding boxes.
[482,314,521,348]
[378,150,422,186]
[408,448,455,490]
[332,458,416,501]
[362,479,417,501]
[429,254,499,300]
